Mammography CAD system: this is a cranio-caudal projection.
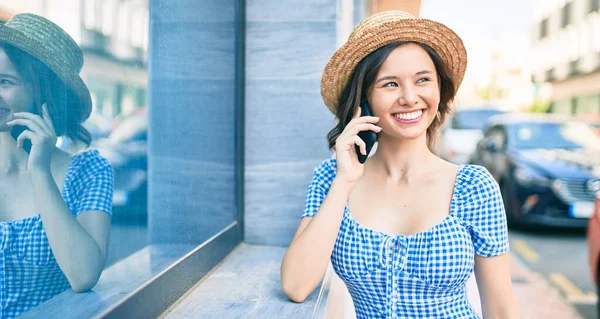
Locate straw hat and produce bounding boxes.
[321,11,467,114]
[0,13,92,120]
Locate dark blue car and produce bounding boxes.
[470,114,600,228]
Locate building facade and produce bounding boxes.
[0,0,148,121]
[531,0,600,120]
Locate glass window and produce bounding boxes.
[507,121,600,150]
[562,2,572,28]
[450,109,505,131]
[540,18,548,39]
[590,0,599,13]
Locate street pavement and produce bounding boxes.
[508,228,597,319]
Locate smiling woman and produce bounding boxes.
[0,14,113,318]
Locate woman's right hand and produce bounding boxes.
[334,106,381,185]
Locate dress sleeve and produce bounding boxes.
[73,151,114,217]
[301,159,337,219]
[460,165,509,257]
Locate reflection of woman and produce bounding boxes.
[281,11,520,318]
[0,14,113,318]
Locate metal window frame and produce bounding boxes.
[96,0,246,317]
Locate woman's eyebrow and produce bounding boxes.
[376,70,433,83]
[0,72,21,80]
[415,70,433,76]
[375,75,399,83]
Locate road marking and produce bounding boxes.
[549,273,597,304]
[512,239,539,263]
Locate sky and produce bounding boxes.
[420,0,534,84]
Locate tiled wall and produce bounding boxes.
[244,0,366,246]
[148,0,239,244]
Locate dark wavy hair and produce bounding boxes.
[1,42,91,146]
[327,41,456,150]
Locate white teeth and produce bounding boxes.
[394,110,422,120]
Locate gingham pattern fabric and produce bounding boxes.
[0,150,113,319]
[302,159,509,319]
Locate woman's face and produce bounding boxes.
[0,46,35,132]
[368,43,440,143]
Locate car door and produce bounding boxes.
[476,125,503,177]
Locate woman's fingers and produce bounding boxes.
[353,135,367,155]
[351,123,382,135]
[338,118,381,141]
[7,118,48,136]
[11,112,52,135]
[353,104,361,119]
[16,130,37,149]
[41,104,56,135]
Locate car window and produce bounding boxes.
[507,121,600,150]
[451,109,505,130]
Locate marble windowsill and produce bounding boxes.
[19,243,197,319]
[161,243,327,318]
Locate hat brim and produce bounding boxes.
[0,26,92,120]
[321,18,467,114]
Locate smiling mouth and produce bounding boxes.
[392,109,424,121]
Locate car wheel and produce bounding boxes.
[501,181,523,229]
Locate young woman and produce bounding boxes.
[0,14,113,318]
[281,11,520,318]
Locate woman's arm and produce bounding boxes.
[31,171,111,292]
[281,178,353,303]
[9,107,111,292]
[475,253,521,319]
[281,108,380,303]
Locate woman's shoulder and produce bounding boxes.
[456,164,496,190]
[70,149,111,171]
[65,149,112,185]
[312,157,337,181]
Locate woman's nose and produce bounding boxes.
[398,85,418,107]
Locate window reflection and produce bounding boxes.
[0,0,148,317]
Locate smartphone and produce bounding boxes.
[354,97,377,164]
[10,124,33,154]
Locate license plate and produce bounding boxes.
[569,202,595,218]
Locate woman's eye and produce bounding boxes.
[383,82,398,87]
[0,79,12,85]
[417,77,431,84]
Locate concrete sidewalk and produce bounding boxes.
[508,253,583,319]
[455,253,581,319]
[325,252,582,318]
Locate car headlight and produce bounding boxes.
[514,167,551,187]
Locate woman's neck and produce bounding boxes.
[367,133,437,183]
[0,131,28,174]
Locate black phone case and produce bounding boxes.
[355,98,377,164]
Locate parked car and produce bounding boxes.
[93,108,148,223]
[470,113,600,228]
[587,193,600,316]
[434,107,505,164]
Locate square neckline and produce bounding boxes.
[0,150,88,225]
[344,163,467,238]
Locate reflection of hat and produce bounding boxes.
[321,11,467,114]
[0,13,92,120]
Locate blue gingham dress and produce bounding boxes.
[302,159,509,319]
[0,150,113,319]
